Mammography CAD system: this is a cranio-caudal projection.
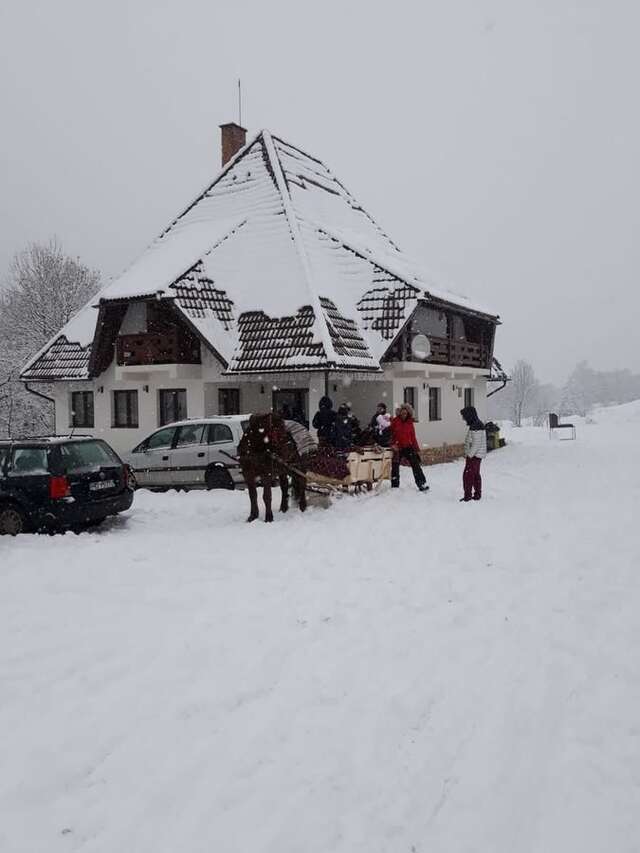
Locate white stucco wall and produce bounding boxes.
[49,359,488,456]
[52,350,224,455]
[383,366,488,448]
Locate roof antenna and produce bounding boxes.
[238,78,242,127]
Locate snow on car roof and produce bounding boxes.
[0,435,103,445]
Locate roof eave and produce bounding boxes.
[223,364,382,376]
[423,292,500,324]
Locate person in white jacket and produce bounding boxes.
[460,406,487,501]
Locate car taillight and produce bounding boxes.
[49,475,70,499]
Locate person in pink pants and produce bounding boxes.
[460,406,487,501]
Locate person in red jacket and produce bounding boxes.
[390,404,429,491]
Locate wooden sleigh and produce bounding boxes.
[303,446,394,500]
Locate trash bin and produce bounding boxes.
[485,421,501,452]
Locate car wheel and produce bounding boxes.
[0,504,28,536]
[205,465,235,490]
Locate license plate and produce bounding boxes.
[90,480,115,491]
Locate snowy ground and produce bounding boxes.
[1,403,640,853]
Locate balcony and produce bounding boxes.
[387,333,490,370]
[116,330,200,367]
[426,336,489,369]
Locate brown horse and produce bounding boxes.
[238,413,307,522]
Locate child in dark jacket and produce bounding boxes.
[460,406,487,502]
[390,404,429,491]
[333,404,355,450]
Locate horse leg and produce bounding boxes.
[279,472,289,513]
[295,474,307,512]
[246,474,259,522]
[263,478,274,522]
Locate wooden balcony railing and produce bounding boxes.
[116,331,200,367]
[396,335,489,369]
[427,336,488,368]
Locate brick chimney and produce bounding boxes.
[220,122,247,166]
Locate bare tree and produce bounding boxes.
[0,238,100,355]
[509,360,539,427]
[531,382,560,426]
[0,239,100,437]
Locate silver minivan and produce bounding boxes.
[125,416,249,490]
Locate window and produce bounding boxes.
[272,389,308,424]
[71,391,94,428]
[146,427,177,450]
[59,441,120,472]
[207,423,234,444]
[10,447,49,475]
[464,388,474,409]
[403,387,416,410]
[112,390,139,428]
[218,388,240,416]
[159,389,187,426]
[175,423,206,446]
[428,387,442,421]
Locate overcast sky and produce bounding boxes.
[1,0,638,383]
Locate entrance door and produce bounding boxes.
[272,389,308,425]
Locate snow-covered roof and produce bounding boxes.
[21,129,498,381]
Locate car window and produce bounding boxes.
[175,423,205,447]
[10,447,50,475]
[59,441,121,472]
[241,420,250,433]
[146,427,177,450]
[207,423,233,444]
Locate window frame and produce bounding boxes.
[403,386,417,413]
[174,423,206,448]
[145,426,178,451]
[428,387,442,422]
[0,445,9,474]
[59,440,121,472]
[112,389,139,429]
[70,390,94,428]
[8,446,50,476]
[206,423,234,444]
[159,388,187,426]
[218,388,241,416]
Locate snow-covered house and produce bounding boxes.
[20,124,503,455]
